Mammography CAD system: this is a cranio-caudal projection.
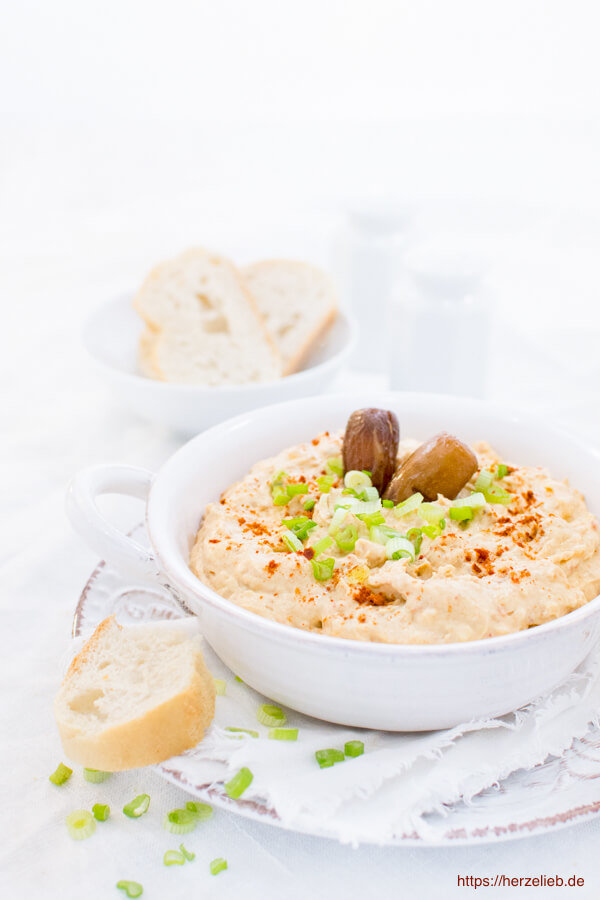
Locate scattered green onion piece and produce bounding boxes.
[360,485,380,502]
[83,767,110,783]
[210,858,228,876]
[272,486,290,506]
[116,881,143,898]
[92,803,110,821]
[311,535,334,556]
[66,809,96,840]
[334,524,358,553]
[164,850,185,866]
[49,762,72,785]
[420,523,442,538]
[317,475,336,493]
[393,492,423,517]
[344,470,372,490]
[224,767,253,799]
[348,498,382,516]
[214,678,227,696]
[123,794,150,818]
[406,527,424,555]
[362,470,372,476]
[268,728,298,740]
[326,456,344,476]
[286,483,309,498]
[225,726,259,738]
[483,485,513,505]
[163,808,198,834]
[315,748,345,768]
[311,557,335,581]
[474,469,494,492]
[382,499,395,508]
[344,740,365,757]
[282,529,303,552]
[449,506,474,522]
[496,464,508,479]
[234,675,244,683]
[419,503,446,527]
[356,510,386,527]
[385,536,415,561]
[451,491,486,509]
[186,801,213,820]
[303,498,316,511]
[257,703,287,726]
[180,843,195,861]
[369,524,389,545]
[286,517,318,542]
[328,507,348,534]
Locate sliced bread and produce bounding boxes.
[242,260,338,375]
[54,617,215,771]
[134,248,282,385]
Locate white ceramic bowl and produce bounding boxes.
[66,392,600,731]
[82,295,357,435]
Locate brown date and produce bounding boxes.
[342,408,399,494]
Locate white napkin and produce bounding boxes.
[165,630,600,846]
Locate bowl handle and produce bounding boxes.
[66,465,159,583]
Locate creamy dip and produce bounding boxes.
[190,432,600,644]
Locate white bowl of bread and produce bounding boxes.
[84,248,356,435]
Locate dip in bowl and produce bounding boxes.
[67,392,600,730]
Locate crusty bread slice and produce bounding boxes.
[134,248,282,385]
[242,260,338,375]
[54,617,215,771]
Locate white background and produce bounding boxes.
[2,1,600,897]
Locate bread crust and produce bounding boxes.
[55,617,215,770]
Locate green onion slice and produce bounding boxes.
[315,748,345,768]
[180,843,195,861]
[282,529,303,552]
[385,536,415,561]
[92,803,110,821]
[483,485,513,505]
[344,740,365,757]
[317,475,336,493]
[420,523,442,539]
[186,801,213,820]
[344,470,372,490]
[49,762,72,785]
[382,499,394,508]
[83,767,110,783]
[270,471,289,505]
[268,728,298,740]
[286,483,309,498]
[474,469,494,492]
[452,491,486,509]
[224,767,253,799]
[419,503,446,527]
[449,506,474,522]
[334,524,358,553]
[163,808,198,834]
[66,809,96,840]
[116,881,143,898]
[225,727,259,738]
[326,456,344,476]
[360,485,379,502]
[163,850,185,866]
[257,703,287,726]
[284,516,318,542]
[123,794,150,818]
[406,527,424,555]
[496,463,508,479]
[311,557,335,581]
[303,498,316,511]
[310,535,334,556]
[328,507,348,535]
[356,510,386,527]
[210,857,228,876]
[214,678,227,696]
[392,492,423,517]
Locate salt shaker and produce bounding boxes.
[390,265,492,398]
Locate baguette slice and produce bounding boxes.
[54,617,215,771]
[134,248,282,385]
[242,260,338,375]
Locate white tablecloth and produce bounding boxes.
[3,112,600,896]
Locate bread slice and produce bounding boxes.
[134,248,282,385]
[54,617,215,771]
[242,260,338,375]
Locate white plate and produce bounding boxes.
[73,524,600,847]
[82,295,356,435]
